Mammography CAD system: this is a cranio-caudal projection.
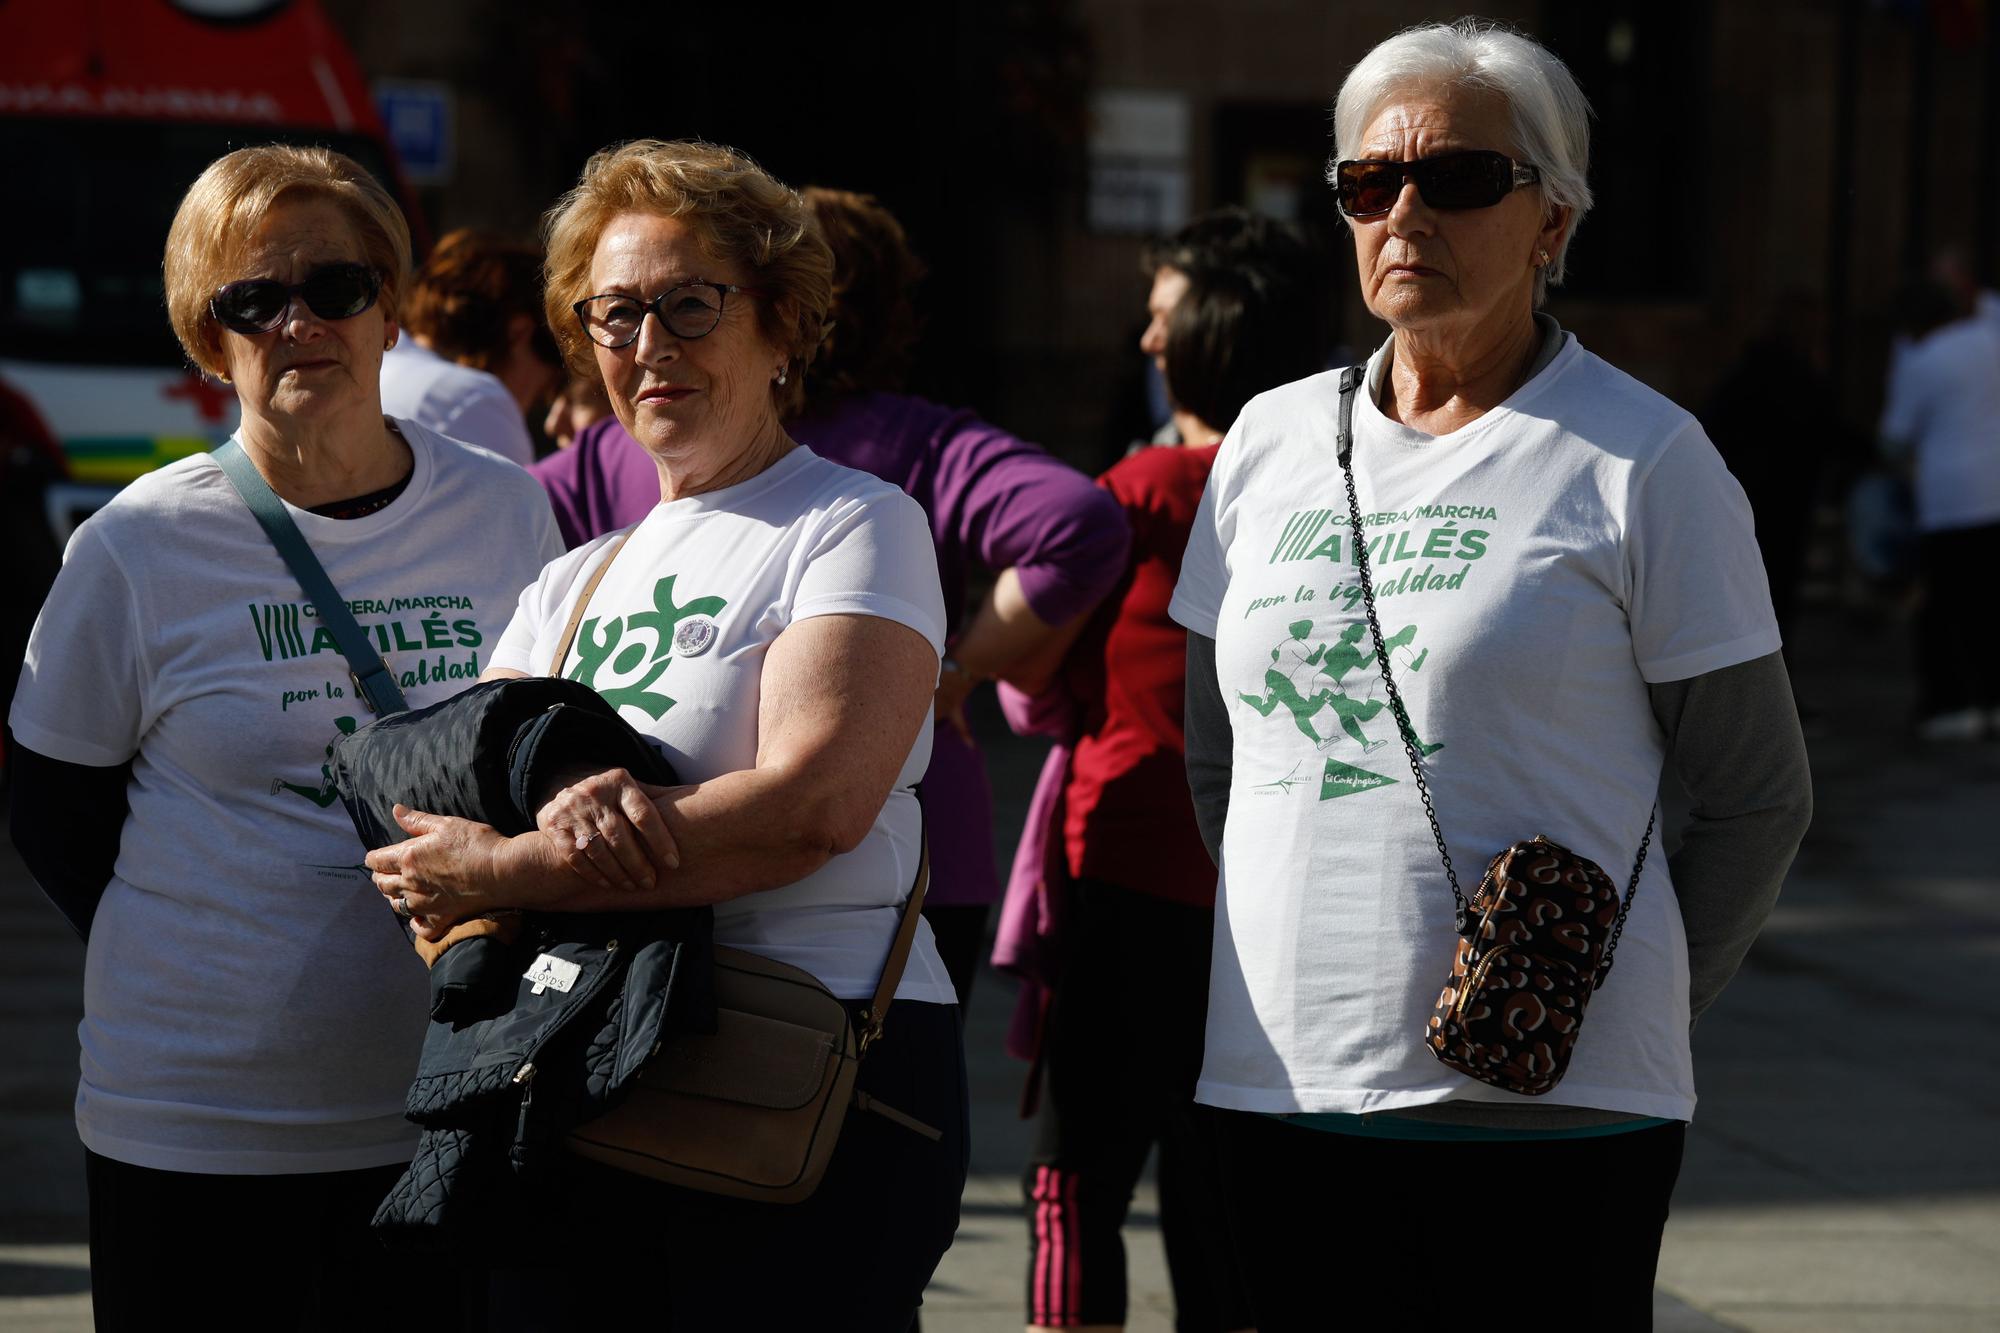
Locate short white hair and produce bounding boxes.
[1329,17,1594,302]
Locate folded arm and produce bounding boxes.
[370,613,938,928]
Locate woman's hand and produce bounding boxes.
[367,804,552,934]
[534,767,680,895]
[932,660,982,745]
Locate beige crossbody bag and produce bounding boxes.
[541,533,941,1203]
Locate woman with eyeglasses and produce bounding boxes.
[530,186,1132,1018]
[7,145,563,1328]
[360,140,966,1328]
[1168,20,1812,1326]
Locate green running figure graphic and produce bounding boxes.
[1240,619,1444,758]
[1238,619,1339,744]
[270,715,358,808]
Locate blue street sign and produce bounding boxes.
[374,81,453,185]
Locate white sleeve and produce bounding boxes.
[790,489,946,654]
[436,383,536,469]
[8,523,151,766]
[1877,345,1929,456]
[1625,423,1784,683]
[490,535,624,676]
[1168,429,1233,637]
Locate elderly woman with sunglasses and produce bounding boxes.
[361,140,964,1328]
[1168,20,1812,1327]
[6,146,562,1328]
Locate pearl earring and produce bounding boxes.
[777,367,789,386]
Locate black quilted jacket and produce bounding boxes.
[332,677,713,1250]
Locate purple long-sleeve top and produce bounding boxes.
[531,391,1131,906]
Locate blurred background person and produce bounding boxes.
[1002,232,1327,1333]
[542,369,612,449]
[1879,277,2000,741]
[533,185,1131,1013]
[379,228,564,466]
[1700,288,1859,647]
[1132,208,1336,448]
[7,145,561,1329]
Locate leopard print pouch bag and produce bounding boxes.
[1423,831,1652,1096]
[1332,366,1655,1098]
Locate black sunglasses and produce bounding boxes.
[572,281,765,349]
[210,262,383,335]
[1332,151,1541,218]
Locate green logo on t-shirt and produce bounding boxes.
[1320,758,1396,800]
[568,575,728,719]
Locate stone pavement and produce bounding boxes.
[3,597,1997,1330]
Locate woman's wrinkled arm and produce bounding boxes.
[1650,650,1813,1023]
[1184,632,1233,865]
[371,612,937,925]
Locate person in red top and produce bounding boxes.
[1003,221,1330,1333]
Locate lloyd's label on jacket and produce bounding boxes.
[525,954,582,995]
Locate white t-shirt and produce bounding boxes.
[491,445,955,1004]
[1879,317,2000,533]
[9,419,564,1173]
[1169,336,1780,1122]
[378,340,536,468]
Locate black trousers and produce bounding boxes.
[488,999,969,1331]
[1024,878,1252,1331]
[922,901,991,1016]
[1214,1110,1686,1332]
[85,1150,455,1332]
[1917,521,2000,717]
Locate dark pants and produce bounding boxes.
[488,999,968,1331]
[1214,1110,1686,1332]
[922,901,991,1016]
[1917,521,2000,718]
[1024,878,1251,1331]
[85,1150,454,1332]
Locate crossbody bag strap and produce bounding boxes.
[545,530,636,678]
[213,440,407,716]
[856,789,930,1057]
[1333,366,1655,963]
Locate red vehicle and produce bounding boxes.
[0,0,422,526]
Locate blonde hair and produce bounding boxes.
[163,144,412,378]
[542,140,832,415]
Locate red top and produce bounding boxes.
[1063,443,1220,906]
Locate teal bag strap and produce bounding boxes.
[213,440,408,716]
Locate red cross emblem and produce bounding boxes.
[163,373,235,424]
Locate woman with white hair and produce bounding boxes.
[1169,19,1812,1326]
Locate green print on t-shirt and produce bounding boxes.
[567,574,728,720]
[270,715,358,808]
[1236,618,1441,799]
[247,598,484,662]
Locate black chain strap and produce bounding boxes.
[1333,368,1470,933]
[1331,365,1654,966]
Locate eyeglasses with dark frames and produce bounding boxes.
[209,263,383,335]
[572,281,765,349]
[1331,151,1541,219]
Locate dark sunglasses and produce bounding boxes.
[572,281,765,349]
[1332,151,1541,218]
[209,262,383,335]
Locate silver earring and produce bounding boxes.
[777,368,789,386]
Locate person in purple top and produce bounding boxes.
[532,187,1128,1011]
